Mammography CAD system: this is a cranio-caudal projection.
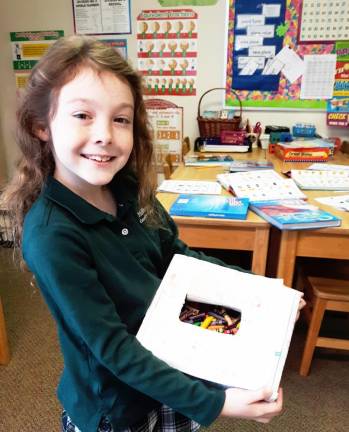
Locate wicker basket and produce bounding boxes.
[197,87,242,138]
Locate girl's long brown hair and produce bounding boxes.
[3,35,158,248]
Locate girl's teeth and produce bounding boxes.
[88,155,111,162]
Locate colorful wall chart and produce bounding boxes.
[145,99,183,169]
[225,0,335,110]
[327,41,349,127]
[137,9,198,96]
[299,0,349,43]
[231,0,287,92]
[10,30,64,94]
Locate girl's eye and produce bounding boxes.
[114,117,131,125]
[73,113,90,120]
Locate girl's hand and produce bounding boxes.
[296,295,306,321]
[220,387,283,423]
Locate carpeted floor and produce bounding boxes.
[0,247,348,432]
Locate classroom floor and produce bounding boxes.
[1,247,349,432]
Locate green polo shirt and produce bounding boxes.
[23,171,233,432]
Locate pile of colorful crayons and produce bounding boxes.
[179,301,241,335]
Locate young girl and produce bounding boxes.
[4,36,286,432]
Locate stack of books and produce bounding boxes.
[199,131,250,153]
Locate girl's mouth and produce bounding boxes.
[81,154,115,163]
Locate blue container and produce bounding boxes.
[292,123,316,137]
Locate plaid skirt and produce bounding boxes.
[61,405,201,432]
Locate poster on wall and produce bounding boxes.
[299,0,349,43]
[10,30,64,94]
[327,41,349,127]
[231,0,287,91]
[97,38,128,58]
[158,1,218,5]
[72,0,131,35]
[145,99,183,169]
[137,9,198,96]
[225,0,335,110]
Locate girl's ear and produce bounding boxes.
[35,127,49,142]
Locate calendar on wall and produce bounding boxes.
[299,0,349,42]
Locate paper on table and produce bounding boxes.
[315,195,349,211]
[300,54,337,99]
[217,170,306,202]
[137,255,302,399]
[157,180,222,195]
[308,163,349,171]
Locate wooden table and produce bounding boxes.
[158,147,349,285]
[157,160,270,275]
[268,151,349,287]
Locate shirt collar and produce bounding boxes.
[43,170,138,225]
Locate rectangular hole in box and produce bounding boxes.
[179,297,242,335]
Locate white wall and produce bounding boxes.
[0,0,348,179]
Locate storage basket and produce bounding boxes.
[197,87,242,138]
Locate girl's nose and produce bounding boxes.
[94,120,112,145]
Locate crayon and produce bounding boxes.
[201,316,214,329]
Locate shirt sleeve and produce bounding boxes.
[23,223,225,427]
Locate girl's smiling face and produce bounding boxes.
[40,67,134,197]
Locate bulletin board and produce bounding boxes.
[225,0,339,110]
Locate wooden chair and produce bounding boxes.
[299,277,349,376]
[163,137,191,179]
[0,208,13,365]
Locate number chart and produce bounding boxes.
[299,0,349,43]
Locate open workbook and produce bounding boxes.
[137,255,302,401]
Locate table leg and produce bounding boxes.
[251,227,270,276]
[276,230,298,287]
[0,298,10,365]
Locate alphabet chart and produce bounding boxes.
[299,0,349,42]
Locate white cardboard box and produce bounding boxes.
[137,255,302,400]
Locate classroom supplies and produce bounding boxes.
[169,194,249,219]
[183,154,234,167]
[217,170,306,202]
[179,299,241,335]
[197,88,242,138]
[228,160,274,172]
[249,199,341,230]
[220,130,246,145]
[291,169,349,190]
[274,139,334,162]
[292,123,316,137]
[157,180,221,195]
[137,254,302,400]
